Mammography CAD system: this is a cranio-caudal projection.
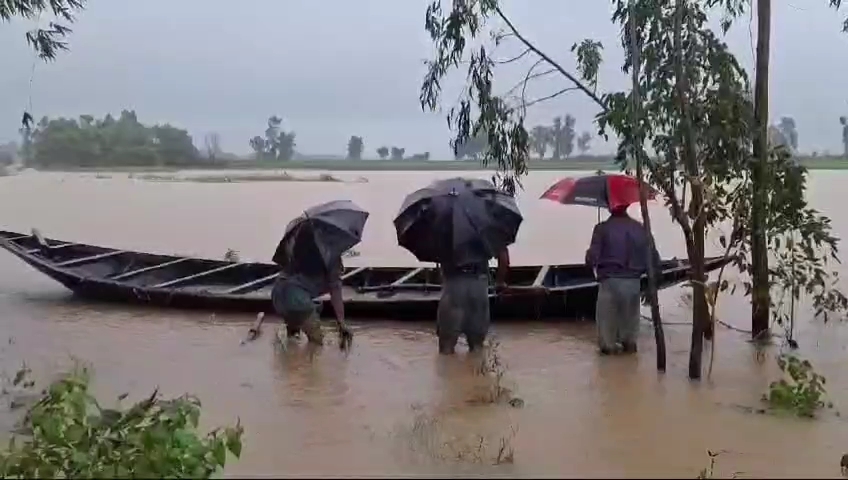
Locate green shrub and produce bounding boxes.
[762,354,830,418]
[0,366,243,478]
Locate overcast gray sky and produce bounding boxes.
[1,0,846,157]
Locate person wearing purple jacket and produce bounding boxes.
[585,204,661,355]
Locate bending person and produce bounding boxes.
[271,255,352,347]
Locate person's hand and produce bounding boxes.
[337,321,353,351]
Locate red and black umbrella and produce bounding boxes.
[540,173,657,211]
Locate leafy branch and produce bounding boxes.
[420,0,605,193]
[829,0,848,32]
[0,364,244,478]
[2,0,87,131]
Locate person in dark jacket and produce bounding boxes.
[585,205,660,355]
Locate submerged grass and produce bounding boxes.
[471,339,524,408]
[393,403,517,467]
[695,450,749,479]
[392,338,521,468]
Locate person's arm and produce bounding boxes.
[326,259,346,328]
[326,260,353,348]
[329,280,345,326]
[585,223,604,270]
[495,248,510,287]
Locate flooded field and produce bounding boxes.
[0,169,847,477]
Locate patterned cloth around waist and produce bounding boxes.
[271,277,320,315]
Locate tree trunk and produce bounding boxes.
[673,0,704,380]
[751,0,772,342]
[629,0,666,372]
[689,212,709,379]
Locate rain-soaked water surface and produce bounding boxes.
[1,169,848,478]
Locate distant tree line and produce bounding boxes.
[528,115,593,160]
[441,115,595,162]
[767,115,848,158]
[21,110,201,168]
[15,111,846,167]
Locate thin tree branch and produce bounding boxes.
[643,158,693,237]
[522,87,580,109]
[504,63,552,98]
[493,5,609,111]
[493,30,516,43]
[495,47,531,64]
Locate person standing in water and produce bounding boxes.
[436,248,510,355]
[841,116,848,158]
[585,204,661,355]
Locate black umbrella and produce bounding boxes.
[273,200,369,272]
[394,177,523,265]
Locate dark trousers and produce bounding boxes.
[436,273,490,353]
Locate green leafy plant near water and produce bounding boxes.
[762,354,831,418]
[0,365,243,478]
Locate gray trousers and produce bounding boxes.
[436,273,490,353]
[595,277,641,350]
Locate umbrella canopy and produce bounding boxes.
[272,200,369,273]
[540,173,657,211]
[394,177,523,265]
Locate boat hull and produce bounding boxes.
[0,230,730,321]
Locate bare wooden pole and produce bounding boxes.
[751,0,773,343]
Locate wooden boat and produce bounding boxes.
[0,229,732,321]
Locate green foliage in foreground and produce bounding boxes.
[0,366,243,478]
[763,354,831,418]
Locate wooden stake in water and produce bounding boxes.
[242,312,266,345]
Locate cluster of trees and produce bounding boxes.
[347,136,364,160]
[761,115,848,157]
[373,146,430,161]
[20,110,201,168]
[529,116,593,159]
[453,133,487,160]
[446,117,594,161]
[248,116,296,161]
[769,117,798,151]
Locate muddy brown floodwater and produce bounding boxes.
[1,169,848,478]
